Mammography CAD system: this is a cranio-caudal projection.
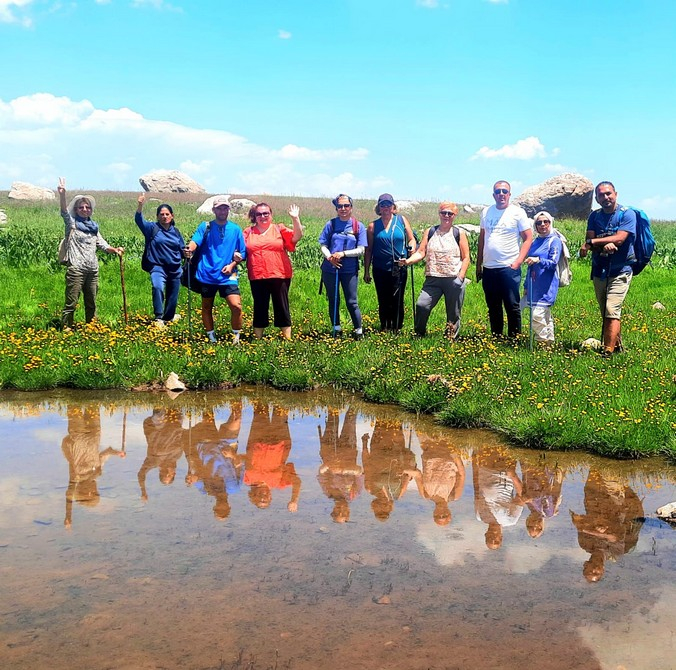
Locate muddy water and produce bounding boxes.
[0,388,674,670]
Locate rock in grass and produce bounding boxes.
[139,170,205,193]
[513,173,593,220]
[580,337,602,351]
[165,372,186,393]
[652,302,665,310]
[8,181,56,201]
[0,210,7,226]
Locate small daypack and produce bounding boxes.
[619,206,655,275]
[180,222,210,293]
[427,225,460,244]
[58,238,69,265]
[141,224,161,272]
[551,229,572,287]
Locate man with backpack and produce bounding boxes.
[580,181,636,356]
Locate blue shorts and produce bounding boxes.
[200,283,240,299]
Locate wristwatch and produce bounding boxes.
[585,239,593,249]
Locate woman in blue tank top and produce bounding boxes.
[363,194,417,331]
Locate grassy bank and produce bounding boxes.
[1,191,675,459]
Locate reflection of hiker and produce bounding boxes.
[244,404,301,512]
[185,406,244,520]
[362,420,416,521]
[570,469,644,582]
[521,462,564,538]
[61,406,125,528]
[138,408,184,501]
[404,437,465,526]
[317,407,364,523]
[472,446,524,550]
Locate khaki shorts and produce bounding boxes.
[593,272,632,320]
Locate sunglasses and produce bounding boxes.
[494,189,509,195]
[439,211,455,217]
[255,211,271,217]
[379,201,394,207]
[535,219,551,225]
[336,204,351,209]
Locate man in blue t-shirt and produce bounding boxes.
[579,181,636,355]
[187,197,247,343]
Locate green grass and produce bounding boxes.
[1,191,674,459]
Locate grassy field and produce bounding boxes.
[1,190,675,459]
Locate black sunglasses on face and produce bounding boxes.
[439,211,455,217]
[336,204,351,209]
[494,189,509,195]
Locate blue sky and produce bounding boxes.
[1,0,675,218]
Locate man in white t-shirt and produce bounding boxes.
[476,180,532,337]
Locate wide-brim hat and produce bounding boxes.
[67,194,96,218]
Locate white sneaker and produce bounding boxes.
[170,314,181,323]
[154,319,166,329]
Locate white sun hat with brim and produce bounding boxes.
[67,194,97,218]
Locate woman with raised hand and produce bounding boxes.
[521,211,563,345]
[363,193,417,332]
[319,194,367,338]
[400,201,470,339]
[57,177,124,328]
[244,202,303,340]
[135,194,186,327]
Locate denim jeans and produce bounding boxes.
[150,266,182,321]
[481,266,522,336]
[322,270,362,330]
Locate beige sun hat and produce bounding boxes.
[67,194,97,218]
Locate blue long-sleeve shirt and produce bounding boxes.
[523,233,562,306]
[135,212,185,271]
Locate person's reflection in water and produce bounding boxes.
[61,405,126,528]
[137,408,184,502]
[185,405,244,520]
[521,461,564,538]
[570,469,644,582]
[472,446,524,549]
[317,407,364,523]
[362,420,417,522]
[404,436,465,526]
[244,404,301,512]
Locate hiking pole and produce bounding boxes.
[528,269,534,352]
[186,255,193,340]
[119,254,128,325]
[410,263,416,321]
[333,268,340,338]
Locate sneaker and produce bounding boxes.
[170,314,181,323]
[154,319,166,329]
[207,332,218,343]
[352,330,364,340]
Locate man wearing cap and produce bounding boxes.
[476,181,532,337]
[186,197,246,343]
[579,181,636,355]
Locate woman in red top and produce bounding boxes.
[244,202,303,339]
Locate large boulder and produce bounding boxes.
[513,173,594,220]
[8,181,56,201]
[139,170,205,194]
[197,196,256,216]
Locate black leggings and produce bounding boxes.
[372,266,407,331]
[250,278,292,328]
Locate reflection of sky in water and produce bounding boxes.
[0,391,675,670]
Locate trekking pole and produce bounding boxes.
[410,263,416,321]
[333,268,340,338]
[119,254,128,325]
[528,269,534,352]
[186,255,193,340]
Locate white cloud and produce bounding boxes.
[471,136,547,161]
[278,29,291,39]
[543,163,567,173]
[0,93,373,195]
[0,0,33,26]
[131,0,182,12]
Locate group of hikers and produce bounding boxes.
[58,178,639,354]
